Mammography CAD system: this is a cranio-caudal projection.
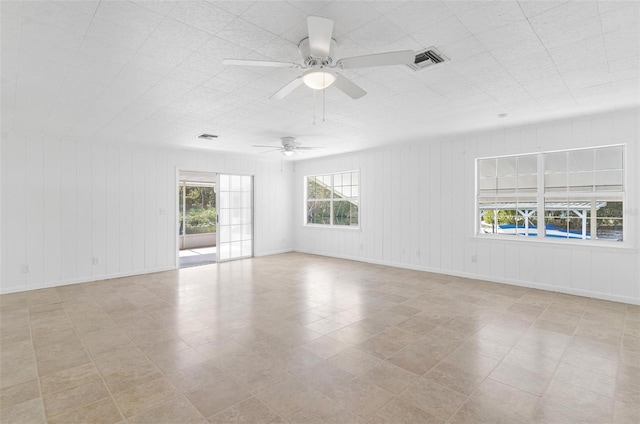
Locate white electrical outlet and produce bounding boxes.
[21,264,30,273]
[415,250,420,257]
[471,254,477,263]
[92,257,99,265]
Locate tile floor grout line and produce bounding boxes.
[610,303,625,424]
[97,297,212,423]
[442,299,550,423]
[64,287,188,422]
[4,254,638,424]
[24,295,48,424]
[54,290,130,423]
[359,314,479,421]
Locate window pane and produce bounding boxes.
[518,175,537,192]
[495,210,518,235]
[241,175,252,191]
[231,241,242,257]
[231,175,242,191]
[479,159,496,178]
[568,171,594,192]
[497,157,517,177]
[595,170,623,191]
[231,208,242,225]
[545,152,567,173]
[545,173,567,192]
[242,240,252,256]
[569,149,594,172]
[567,218,587,239]
[597,201,623,240]
[307,201,331,224]
[518,155,537,174]
[308,176,331,199]
[596,146,623,170]
[242,224,252,240]
[498,176,517,192]
[479,177,497,194]
[544,207,569,239]
[333,200,358,226]
[596,219,623,241]
[220,174,230,188]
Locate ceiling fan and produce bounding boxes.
[253,137,324,156]
[223,16,415,100]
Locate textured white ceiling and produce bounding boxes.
[1,1,638,159]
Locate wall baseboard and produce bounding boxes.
[0,250,296,295]
[0,266,177,295]
[3,249,637,306]
[293,248,640,306]
[254,248,295,257]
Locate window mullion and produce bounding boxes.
[330,174,334,226]
[590,197,597,240]
[537,152,546,238]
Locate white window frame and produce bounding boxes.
[475,144,626,246]
[304,170,360,229]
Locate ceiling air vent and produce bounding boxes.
[407,47,447,71]
[198,134,218,140]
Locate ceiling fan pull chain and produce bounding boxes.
[323,73,326,122]
[313,89,317,125]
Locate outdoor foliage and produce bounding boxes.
[179,186,216,234]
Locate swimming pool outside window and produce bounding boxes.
[477,145,624,242]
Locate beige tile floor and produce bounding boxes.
[1,252,639,424]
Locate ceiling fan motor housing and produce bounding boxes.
[281,137,298,148]
[298,38,338,66]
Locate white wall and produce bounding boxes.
[0,133,294,294]
[293,109,640,305]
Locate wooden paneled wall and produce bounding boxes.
[0,137,293,293]
[293,109,640,304]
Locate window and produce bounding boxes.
[477,145,624,242]
[306,171,359,227]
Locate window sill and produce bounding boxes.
[303,224,361,231]
[473,233,634,251]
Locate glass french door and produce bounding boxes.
[216,174,253,262]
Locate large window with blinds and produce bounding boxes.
[477,145,624,242]
[305,171,359,227]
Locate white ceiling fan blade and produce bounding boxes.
[337,50,415,69]
[333,73,366,99]
[223,59,300,68]
[252,145,281,148]
[258,148,283,154]
[270,77,304,100]
[295,146,325,150]
[307,16,334,57]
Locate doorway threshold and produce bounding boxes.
[179,247,217,268]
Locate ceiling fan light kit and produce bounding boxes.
[302,68,336,90]
[222,16,415,101]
